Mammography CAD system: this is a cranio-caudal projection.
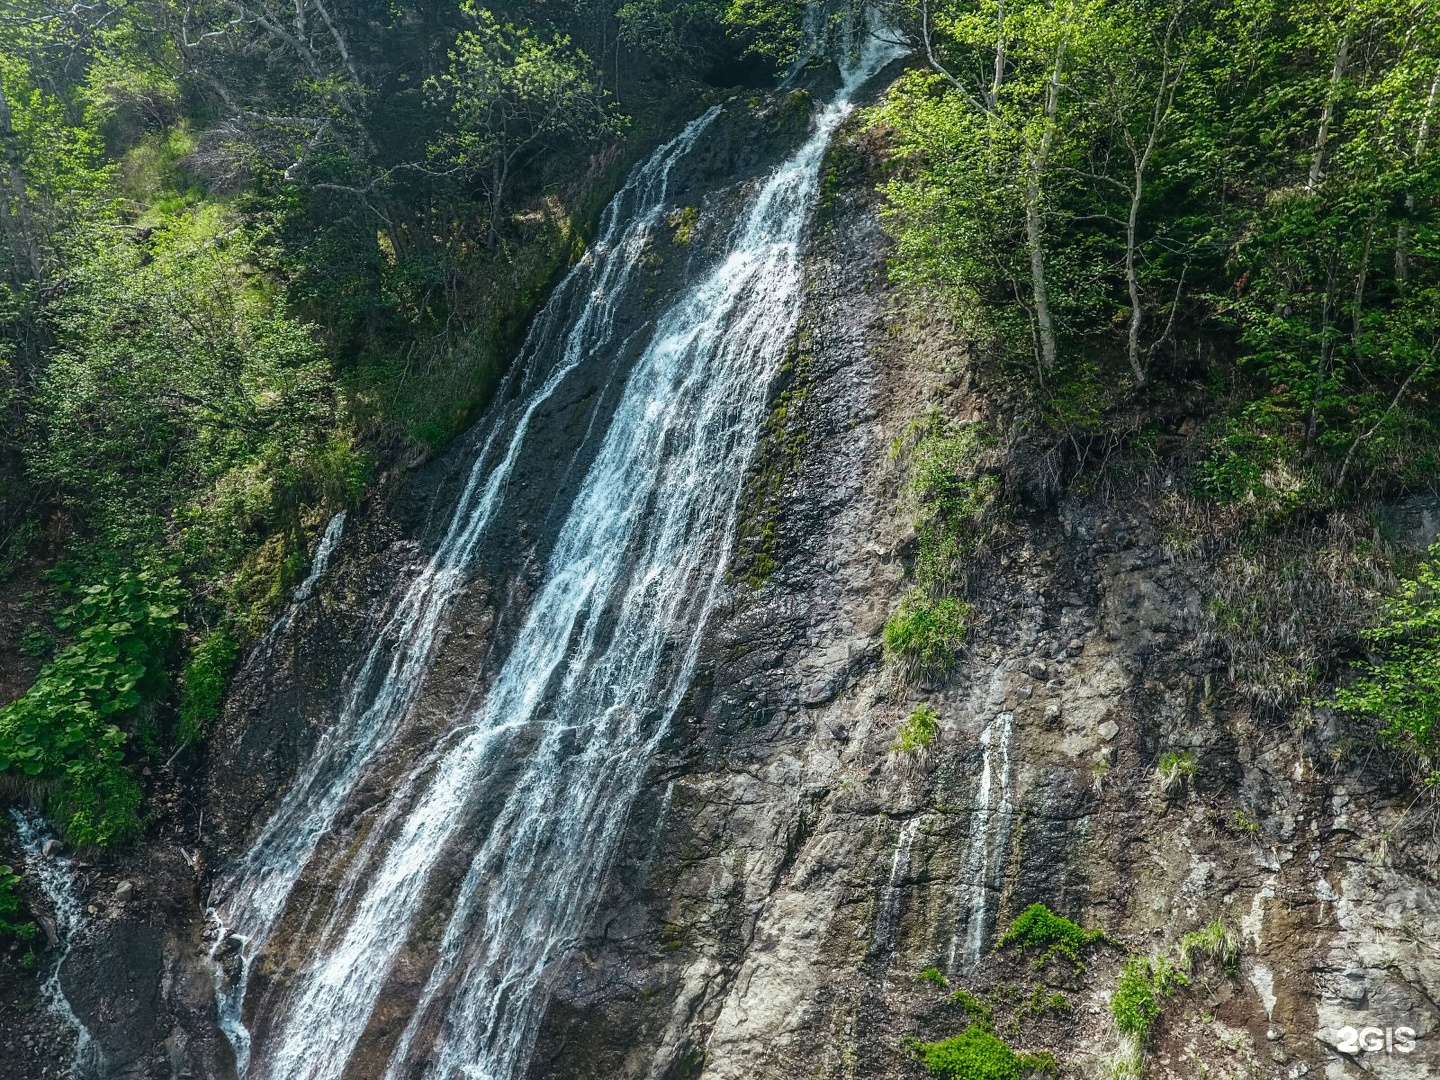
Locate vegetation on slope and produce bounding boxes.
[0,0,778,842]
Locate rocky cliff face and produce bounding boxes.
[2,78,1437,1080]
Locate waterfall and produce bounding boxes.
[250,509,348,660]
[949,712,1014,972]
[219,21,903,1080]
[10,810,106,1079]
[208,107,720,1075]
[874,816,921,975]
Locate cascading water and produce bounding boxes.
[216,16,903,1080]
[10,809,106,1079]
[874,816,921,975]
[949,711,1014,972]
[209,109,720,1073]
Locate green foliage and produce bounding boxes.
[178,629,239,744]
[668,205,699,245]
[431,3,624,229]
[873,0,1440,498]
[1334,544,1440,786]
[1178,920,1239,976]
[0,569,182,845]
[917,966,951,988]
[891,413,997,593]
[883,592,971,680]
[919,1025,1056,1080]
[950,988,994,1026]
[895,702,940,753]
[0,864,35,941]
[997,903,1104,969]
[1156,750,1198,794]
[1110,955,1188,1043]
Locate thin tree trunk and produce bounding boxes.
[986,0,1007,111]
[1025,35,1065,372]
[1308,34,1349,190]
[1398,58,1440,283]
[0,86,41,284]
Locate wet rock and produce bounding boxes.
[114,881,134,902]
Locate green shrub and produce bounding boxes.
[895,702,940,753]
[917,966,950,988]
[1110,956,1188,1043]
[0,569,183,845]
[884,591,971,679]
[997,903,1103,968]
[178,628,239,744]
[0,865,35,941]
[920,1025,1056,1080]
[890,413,998,593]
[1333,545,1440,789]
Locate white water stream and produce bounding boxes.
[950,711,1014,972]
[218,18,903,1080]
[10,809,106,1079]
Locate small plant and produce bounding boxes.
[1091,756,1110,793]
[667,205,698,245]
[1021,984,1070,1018]
[1155,750,1197,795]
[919,1024,1057,1080]
[178,628,239,744]
[1178,920,1239,976]
[950,988,993,1026]
[917,966,950,989]
[895,703,940,753]
[0,865,35,942]
[997,903,1104,969]
[1333,544,1440,792]
[1110,955,1188,1044]
[884,591,971,680]
[1232,807,1260,834]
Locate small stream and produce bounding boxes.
[10,809,106,1079]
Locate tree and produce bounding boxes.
[430,4,621,242]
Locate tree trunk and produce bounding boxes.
[1307,34,1348,190]
[1397,58,1440,283]
[986,0,1007,111]
[1025,36,1065,373]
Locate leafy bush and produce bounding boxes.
[895,702,940,753]
[917,966,950,989]
[920,1025,1056,1080]
[0,865,35,941]
[890,414,998,593]
[0,569,183,845]
[1333,545,1440,789]
[1110,956,1188,1043]
[884,592,971,680]
[178,629,239,744]
[997,903,1103,968]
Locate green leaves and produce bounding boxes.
[0,569,183,846]
[1333,544,1440,780]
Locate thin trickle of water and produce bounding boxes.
[875,816,921,975]
[949,711,1014,973]
[10,810,106,1079]
[236,22,903,1080]
[252,509,349,657]
[209,107,720,1074]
